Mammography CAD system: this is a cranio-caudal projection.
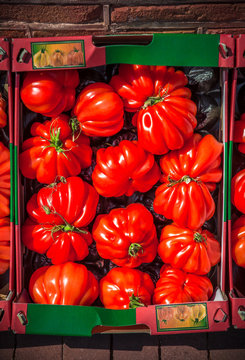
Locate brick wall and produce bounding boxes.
[0,1,245,38]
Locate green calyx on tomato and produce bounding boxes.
[128,243,143,257]
[167,175,200,187]
[69,117,81,139]
[142,87,169,109]
[193,232,207,245]
[129,294,145,309]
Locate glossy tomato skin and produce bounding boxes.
[153,265,213,305]
[231,216,245,268]
[22,177,99,264]
[231,169,245,214]
[153,133,223,229]
[158,223,221,275]
[20,70,79,117]
[20,114,92,184]
[0,93,7,128]
[110,65,197,155]
[92,203,158,268]
[233,113,245,154]
[0,217,10,275]
[29,262,99,305]
[100,267,155,309]
[0,141,10,218]
[92,140,160,197]
[73,82,124,137]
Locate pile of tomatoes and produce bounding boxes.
[0,86,11,276]
[20,64,223,309]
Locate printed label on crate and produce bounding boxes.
[31,41,85,69]
[156,303,209,332]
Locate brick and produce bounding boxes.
[113,333,159,360]
[30,30,107,38]
[207,28,245,35]
[160,333,208,360]
[15,334,62,360]
[63,334,111,360]
[111,4,245,24]
[0,5,103,24]
[0,30,27,38]
[209,349,245,360]
[0,331,15,360]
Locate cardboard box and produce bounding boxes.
[12,34,233,336]
[228,34,245,329]
[0,38,15,331]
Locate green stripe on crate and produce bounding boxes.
[26,304,136,337]
[106,34,220,67]
[10,143,14,223]
[14,145,18,225]
[228,141,233,221]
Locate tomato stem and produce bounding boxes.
[194,232,207,245]
[128,243,143,257]
[69,116,81,142]
[142,86,169,109]
[167,175,200,187]
[129,294,145,309]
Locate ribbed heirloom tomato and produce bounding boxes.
[21,69,79,117]
[158,223,221,275]
[0,217,10,275]
[110,64,197,154]
[231,215,245,268]
[92,140,160,197]
[29,262,99,305]
[20,114,92,184]
[231,169,245,214]
[233,113,245,154]
[0,141,10,218]
[22,177,99,264]
[153,265,213,305]
[92,203,158,268]
[100,267,155,309]
[72,82,124,137]
[153,133,223,229]
[0,93,7,128]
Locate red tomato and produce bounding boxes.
[0,141,10,218]
[231,169,245,214]
[19,114,92,184]
[29,262,99,305]
[92,203,158,268]
[158,223,221,275]
[92,140,160,197]
[100,267,155,309]
[233,113,245,154]
[153,265,213,305]
[0,93,7,128]
[0,217,10,275]
[153,133,223,229]
[20,70,79,117]
[110,64,197,154]
[22,177,99,264]
[231,215,245,268]
[73,82,124,137]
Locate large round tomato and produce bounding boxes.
[231,169,245,214]
[92,140,160,197]
[231,215,245,268]
[0,93,7,128]
[0,141,10,218]
[22,177,99,264]
[110,64,197,154]
[73,82,124,137]
[153,265,213,305]
[20,114,92,184]
[153,133,223,229]
[233,113,245,154]
[100,267,155,309]
[92,203,158,268]
[158,223,221,275]
[29,262,99,305]
[20,69,79,117]
[0,217,10,275]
